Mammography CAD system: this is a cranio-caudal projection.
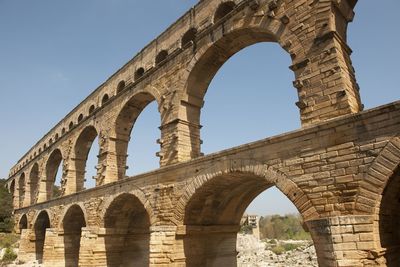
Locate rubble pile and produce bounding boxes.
[237,234,318,267]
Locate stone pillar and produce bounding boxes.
[23,183,31,207]
[177,225,239,267]
[79,227,151,267]
[12,184,20,209]
[103,137,129,182]
[149,225,183,266]
[36,178,48,203]
[159,119,201,167]
[42,228,65,267]
[18,229,37,263]
[305,215,377,267]
[79,227,103,267]
[290,0,362,126]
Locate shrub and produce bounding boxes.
[283,243,301,251]
[271,245,285,255]
[1,247,17,263]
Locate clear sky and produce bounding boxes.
[0,0,399,215]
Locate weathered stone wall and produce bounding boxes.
[6,0,400,266]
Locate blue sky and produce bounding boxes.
[0,1,399,215]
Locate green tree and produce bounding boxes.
[0,179,14,233]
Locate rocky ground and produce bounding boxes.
[237,234,318,267]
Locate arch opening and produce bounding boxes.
[182,172,313,266]
[45,149,63,200]
[104,193,150,266]
[117,80,126,94]
[78,114,84,123]
[74,126,99,191]
[34,211,50,263]
[29,163,39,204]
[89,105,95,114]
[102,94,110,105]
[213,1,236,24]
[9,180,15,208]
[377,167,400,265]
[19,214,28,232]
[182,28,197,48]
[114,92,159,178]
[62,205,86,267]
[155,50,168,65]
[18,173,25,208]
[134,68,145,81]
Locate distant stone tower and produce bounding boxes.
[241,214,261,240]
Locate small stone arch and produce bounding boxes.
[181,28,197,48]
[155,50,168,65]
[116,80,126,94]
[77,113,84,123]
[101,94,110,105]
[134,67,145,81]
[213,1,236,24]
[88,104,96,115]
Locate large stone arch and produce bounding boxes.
[175,159,317,266]
[60,204,87,267]
[9,180,16,208]
[29,163,40,205]
[41,149,64,202]
[353,136,400,265]
[112,89,161,180]
[102,192,151,267]
[99,190,154,226]
[174,159,317,225]
[18,214,28,233]
[17,172,26,208]
[178,20,293,160]
[58,203,88,230]
[70,125,100,192]
[33,210,51,262]
[355,136,400,214]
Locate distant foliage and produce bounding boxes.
[259,214,311,240]
[0,180,13,233]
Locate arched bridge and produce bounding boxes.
[5,0,400,266]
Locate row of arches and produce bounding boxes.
[10,1,238,175]
[13,91,161,207]
[11,22,297,208]
[16,156,400,266]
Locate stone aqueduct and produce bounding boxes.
[4,0,400,266]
